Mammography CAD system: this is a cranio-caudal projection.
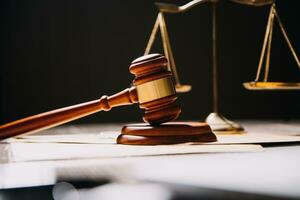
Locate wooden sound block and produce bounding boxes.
[117,121,217,145]
[117,133,217,145]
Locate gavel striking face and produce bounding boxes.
[0,53,181,139]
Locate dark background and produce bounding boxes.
[0,0,299,124]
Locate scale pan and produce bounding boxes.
[229,0,273,6]
[175,84,192,93]
[243,82,300,90]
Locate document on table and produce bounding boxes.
[7,130,300,145]
[2,142,262,163]
[214,133,300,144]
[11,131,119,144]
[2,121,300,163]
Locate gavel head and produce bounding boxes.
[129,53,181,125]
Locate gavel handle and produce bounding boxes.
[0,87,138,140]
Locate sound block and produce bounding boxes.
[117,122,217,145]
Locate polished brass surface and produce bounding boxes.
[144,11,192,93]
[212,2,218,113]
[148,0,299,91]
[150,0,245,133]
[175,84,192,93]
[244,3,300,90]
[155,0,210,13]
[206,2,244,134]
[136,77,176,104]
[145,0,299,133]
[229,0,273,6]
[155,0,273,14]
[244,82,300,90]
[255,4,275,82]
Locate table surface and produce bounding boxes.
[0,120,300,199]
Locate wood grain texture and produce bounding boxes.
[0,87,138,140]
[130,54,168,79]
[119,121,217,145]
[0,53,181,140]
[117,133,217,145]
[122,122,212,136]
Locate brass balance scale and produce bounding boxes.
[144,0,300,134]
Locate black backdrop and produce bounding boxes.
[1,0,299,124]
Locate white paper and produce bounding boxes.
[7,142,262,162]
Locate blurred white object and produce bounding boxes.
[79,183,172,200]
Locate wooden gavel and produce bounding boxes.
[0,54,181,140]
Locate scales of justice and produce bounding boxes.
[144,0,300,134]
